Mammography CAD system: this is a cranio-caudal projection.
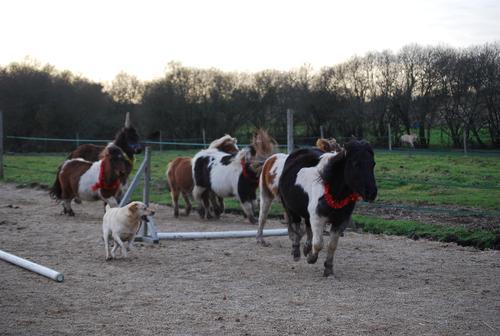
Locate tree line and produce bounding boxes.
[1,43,499,151]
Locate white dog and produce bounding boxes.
[102,201,155,260]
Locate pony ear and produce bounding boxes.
[316,138,330,152]
[249,145,256,157]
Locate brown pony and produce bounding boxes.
[49,144,129,216]
[315,138,342,152]
[68,113,141,181]
[166,135,239,217]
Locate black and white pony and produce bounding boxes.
[192,146,260,224]
[278,140,377,277]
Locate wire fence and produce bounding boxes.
[2,136,499,220]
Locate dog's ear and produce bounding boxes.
[129,202,139,213]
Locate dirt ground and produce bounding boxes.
[0,183,499,336]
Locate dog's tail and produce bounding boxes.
[49,165,63,200]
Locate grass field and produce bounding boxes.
[2,148,500,248]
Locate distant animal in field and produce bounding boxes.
[166,134,239,218]
[400,133,417,148]
[102,201,155,260]
[67,112,142,182]
[49,144,130,216]
[192,129,277,224]
[278,140,377,277]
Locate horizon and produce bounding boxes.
[2,0,500,83]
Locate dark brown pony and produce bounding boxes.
[49,144,129,216]
[68,113,141,180]
[166,135,239,217]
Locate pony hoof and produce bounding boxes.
[197,208,205,219]
[257,239,271,247]
[248,217,257,225]
[323,268,334,277]
[173,210,179,218]
[303,243,312,256]
[307,253,318,264]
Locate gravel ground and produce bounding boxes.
[0,183,499,336]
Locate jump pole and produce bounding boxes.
[158,228,288,240]
[0,249,64,282]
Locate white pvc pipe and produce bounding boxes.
[0,249,64,282]
[157,228,288,240]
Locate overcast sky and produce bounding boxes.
[1,0,499,82]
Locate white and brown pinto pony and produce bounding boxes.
[49,144,129,216]
[166,135,239,217]
[278,140,377,277]
[192,129,276,224]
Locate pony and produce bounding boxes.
[166,135,239,218]
[315,137,342,152]
[278,140,377,277]
[49,144,129,216]
[400,133,417,148]
[192,129,276,224]
[256,137,343,245]
[68,112,141,180]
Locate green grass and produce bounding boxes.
[353,215,500,250]
[4,149,500,210]
[2,149,500,249]
[373,151,500,209]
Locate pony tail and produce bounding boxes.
[49,166,63,200]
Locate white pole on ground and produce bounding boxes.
[287,109,294,153]
[157,228,288,240]
[0,110,3,179]
[0,249,64,282]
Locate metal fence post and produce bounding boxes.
[388,123,392,151]
[143,146,151,206]
[463,127,467,155]
[287,109,294,153]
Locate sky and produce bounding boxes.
[1,0,499,83]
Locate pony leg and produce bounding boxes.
[182,192,192,216]
[256,188,274,246]
[323,229,341,278]
[240,201,256,224]
[307,214,327,264]
[193,186,208,219]
[171,189,180,218]
[62,200,75,216]
[217,196,224,214]
[288,217,303,262]
[303,218,313,257]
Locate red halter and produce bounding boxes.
[323,183,361,209]
[91,161,121,192]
